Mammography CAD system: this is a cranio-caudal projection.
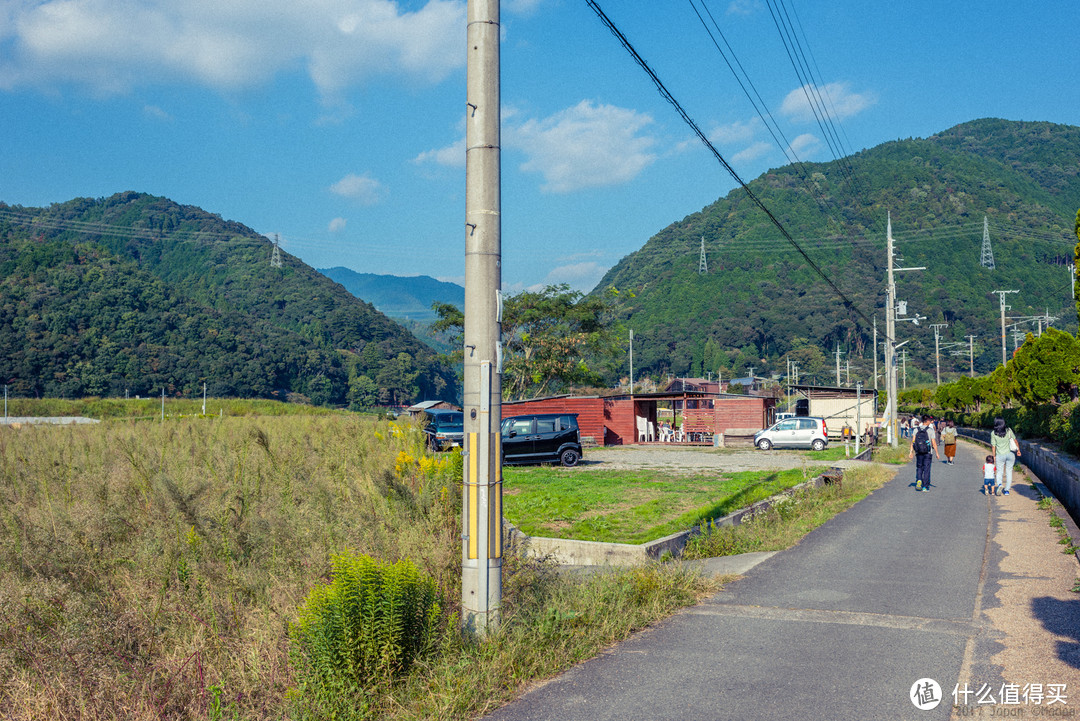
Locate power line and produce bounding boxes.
[585,0,873,328]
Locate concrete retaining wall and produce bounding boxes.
[506,472,837,567]
[958,428,1080,527]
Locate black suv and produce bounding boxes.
[501,413,582,467]
[421,409,464,451]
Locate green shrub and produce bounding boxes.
[290,552,442,715]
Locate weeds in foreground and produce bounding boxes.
[681,464,896,559]
[0,415,716,720]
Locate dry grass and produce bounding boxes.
[0,415,717,720]
[0,415,459,720]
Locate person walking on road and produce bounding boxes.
[982,454,996,495]
[941,420,958,464]
[909,415,941,491]
[990,417,1021,495]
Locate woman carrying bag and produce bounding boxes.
[990,417,1021,495]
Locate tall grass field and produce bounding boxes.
[0,414,716,720]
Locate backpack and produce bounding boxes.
[914,426,931,455]
[942,427,957,444]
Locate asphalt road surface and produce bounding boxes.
[482,441,1063,720]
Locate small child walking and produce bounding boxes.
[982,455,996,495]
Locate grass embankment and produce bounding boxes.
[0,414,714,720]
[682,463,896,559]
[504,466,825,544]
[4,396,340,420]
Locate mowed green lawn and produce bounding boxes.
[503,465,824,545]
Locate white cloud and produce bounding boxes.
[780,82,876,124]
[509,100,657,194]
[330,173,385,205]
[726,0,763,16]
[788,133,821,158]
[414,138,464,168]
[732,141,772,166]
[709,118,760,146]
[535,261,610,293]
[142,104,172,121]
[328,217,347,232]
[0,0,467,97]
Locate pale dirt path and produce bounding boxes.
[971,466,1080,715]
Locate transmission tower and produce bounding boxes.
[270,233,283,268]
[698,236,708,274]
[979,216,995,270]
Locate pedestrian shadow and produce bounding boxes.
[1012,482,1040,501]
[1031,596,1080,669]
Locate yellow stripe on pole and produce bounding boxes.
[468,431,478,559]
[495,432,503,558]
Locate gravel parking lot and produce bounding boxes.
[580,444,869,474]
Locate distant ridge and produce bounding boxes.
[0,192,458,405]
[595,118,1080,381]
[319,268,464,320]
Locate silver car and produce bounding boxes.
[755,416,829,451]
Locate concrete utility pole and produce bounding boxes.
[885,215,897,447]
[930,323,948,385]
[901,349,908,389]
[462,0,502,637]
[873,317,878,391]
[629,329,634,396]
[967,335,977,377]
[993,290,1019,367]
[835,344,842,386]
[885,213,924,447]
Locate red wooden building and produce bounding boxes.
[502,391,775,446]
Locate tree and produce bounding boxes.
[1011,327,1080,404]
[433,284,621,400]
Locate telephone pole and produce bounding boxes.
[835,344,842,386]
[462,0,502,637]
[930,323,948,385]
[884,213,924,447]
[993,290,1019,367]
[872,317,878,391]
[967,335,977,377]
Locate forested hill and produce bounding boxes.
[0,192,458,405]
[317,268,464,321]
[597,118,1080,383]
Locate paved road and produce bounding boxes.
[482,441,1025,720]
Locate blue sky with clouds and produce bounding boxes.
[2,0,1078,293]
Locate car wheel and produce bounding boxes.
[560,449,580,467]
[811,439,826,451]
[757,439,772,451]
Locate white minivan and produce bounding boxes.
[754,416,829,451]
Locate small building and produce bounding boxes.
[502,390,775,447]
[405,400,458,417]
[788,384,877,438]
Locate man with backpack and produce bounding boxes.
[908,415,941,491]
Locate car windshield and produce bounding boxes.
[433,414,463,431]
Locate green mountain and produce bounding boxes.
[0,192,458,405]
[318,268,464,321]
[598,118,1080,384]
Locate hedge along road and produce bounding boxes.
[483,439,1080,720]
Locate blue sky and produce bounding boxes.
[2,0,1078,294]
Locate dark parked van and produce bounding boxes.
[421,409,464,451]
[501,413,582,467]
